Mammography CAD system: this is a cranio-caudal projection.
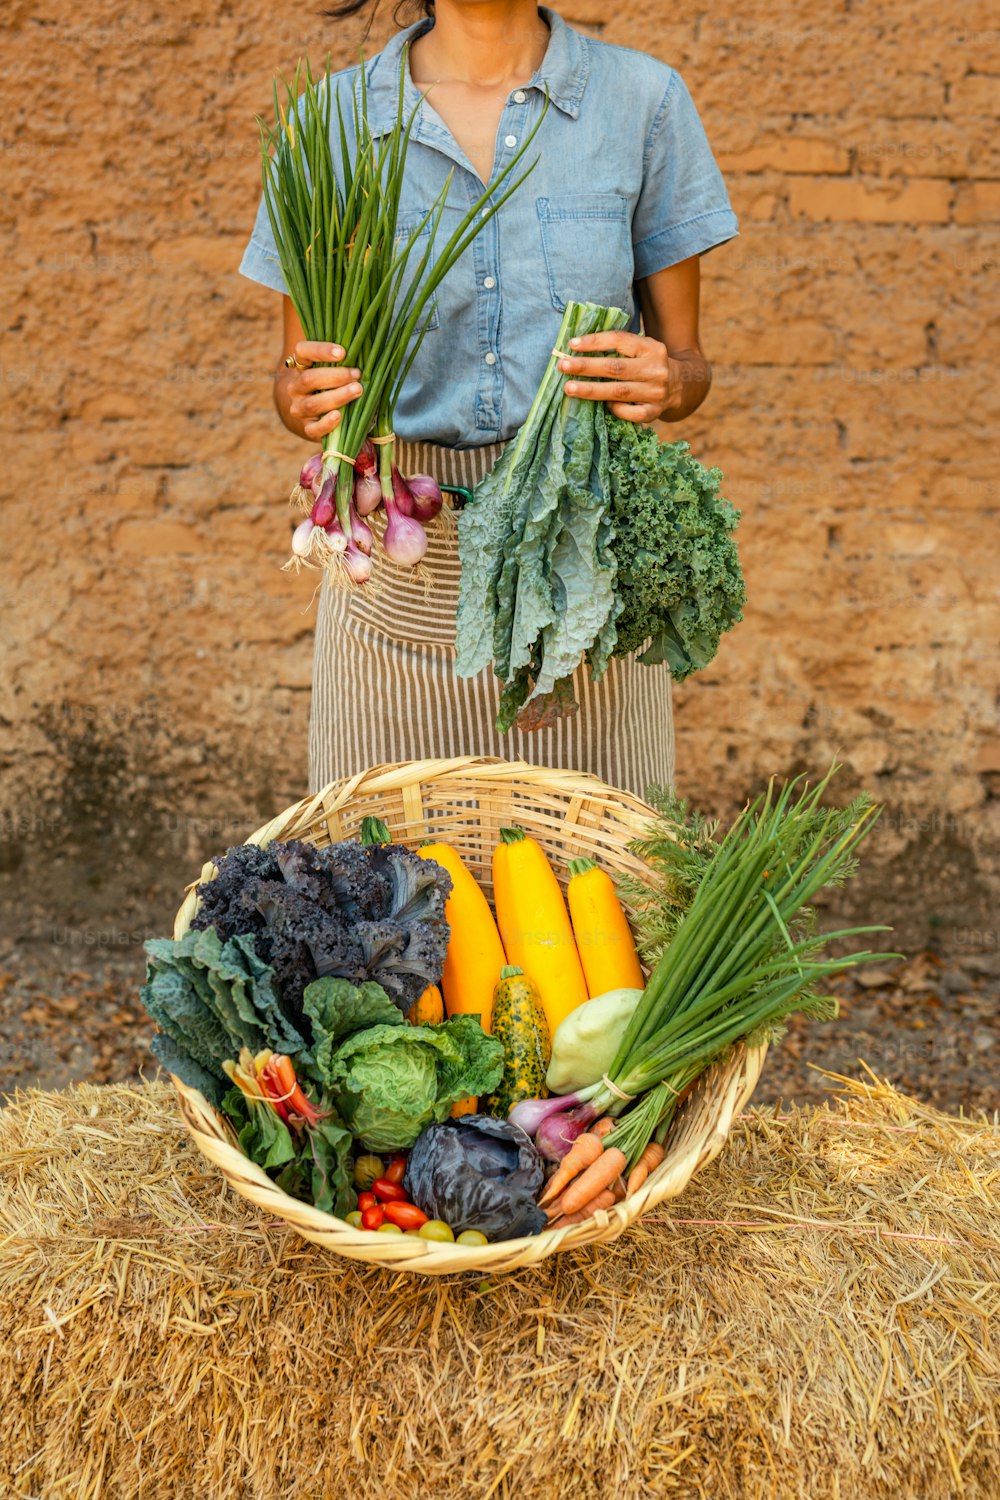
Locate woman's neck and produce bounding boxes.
[409,2,550,89]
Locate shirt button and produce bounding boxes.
[483,276,496,289]
[513,90,526,103]
[484,352,497,365]
[504,134,517,148]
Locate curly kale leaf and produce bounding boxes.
[189,836,452,1018]
[606,416,746,681]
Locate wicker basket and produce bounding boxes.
[170,757,767,1275]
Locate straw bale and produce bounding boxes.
[1,1074,998,1500]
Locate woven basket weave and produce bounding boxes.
[170,757,767,1275]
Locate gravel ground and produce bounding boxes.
[0,939,995,1116]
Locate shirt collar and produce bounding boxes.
[362,5,589,134]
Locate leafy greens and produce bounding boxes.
[190,836,452,1016]
[455,300,745,731]
[142,926,308,1105]
[221,1083,355,1217]
[319,1011,505,1152]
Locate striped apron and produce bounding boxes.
[308,438,675,802]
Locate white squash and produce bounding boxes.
[544,987,643,1095]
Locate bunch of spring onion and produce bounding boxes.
[258,50,544,581]
[510,765,898,1178]
[291,442,452,582]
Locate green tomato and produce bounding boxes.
[353,1154,386,1191]
[456,1230,488,1247]
[377,1222,404,1235]
[417,1220,455,1243]
[345,1210,363,1229]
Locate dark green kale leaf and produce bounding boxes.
[606,416,746,681]
[141,928,308,1103]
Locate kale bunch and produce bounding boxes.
[456,303,746,732]
[605,417,746,681]
[190,837,451,1018]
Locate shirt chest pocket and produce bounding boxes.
[536,193,635,315]
[392,211,442,332]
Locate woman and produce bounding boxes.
[239,0,738,799]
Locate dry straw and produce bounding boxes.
[171,756,765,1272]
[2,1073,998,1498]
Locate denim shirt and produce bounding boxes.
[238,7,738,448]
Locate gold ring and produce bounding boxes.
[284,354,307,371]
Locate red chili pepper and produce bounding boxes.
[357,1191,377,1213]
[383,1202,428,1231]
[268,1054,322,1128]
[371,1178,409,1204]
[360,1204,385,1230]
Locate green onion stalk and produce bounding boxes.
[257,49,546,577]
[510,764,899,1171]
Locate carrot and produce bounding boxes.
[625,1141,666,1196]
[557,1146,627,1217]
[538,1131,605,1208]
[548,1188,617,1225]
[592,1117,616,1139]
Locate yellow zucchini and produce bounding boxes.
[417,842,506,1033]
[492,827,588,1036]
[566,857,644,997]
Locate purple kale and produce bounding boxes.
[316,842,392,922]
[188,835,453,1019]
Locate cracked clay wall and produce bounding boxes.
[1,0,997,964]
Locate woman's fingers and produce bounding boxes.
[607,400,660,423]
[293,339,346,366]
[561,376,645,403]
[298,364,362,392]
[567,329,647,357]
[291,371,365,440]
[557,353,642,382]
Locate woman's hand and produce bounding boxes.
[557,330,690,423]
[277,339,364,443]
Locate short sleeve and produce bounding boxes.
[238,185,290,295]
[631,70,739,280]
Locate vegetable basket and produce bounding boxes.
[169,757,767,1275]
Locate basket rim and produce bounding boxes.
[165,757,768,1271]
[171,1038,768,1268]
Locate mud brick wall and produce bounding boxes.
[1,0,997,960]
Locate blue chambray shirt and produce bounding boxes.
[238,6,738,448]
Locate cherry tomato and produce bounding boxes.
[371,1178,409,1204]
[345,1210,363,1229]
[456,1230,488,1246]
[377,1222,403,1235]
[384,1157,407,1186]
[383,1202,428,1231]
[417,1220,454,1242]
[360,1204,385,1230]
[357,1191,377,1213]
